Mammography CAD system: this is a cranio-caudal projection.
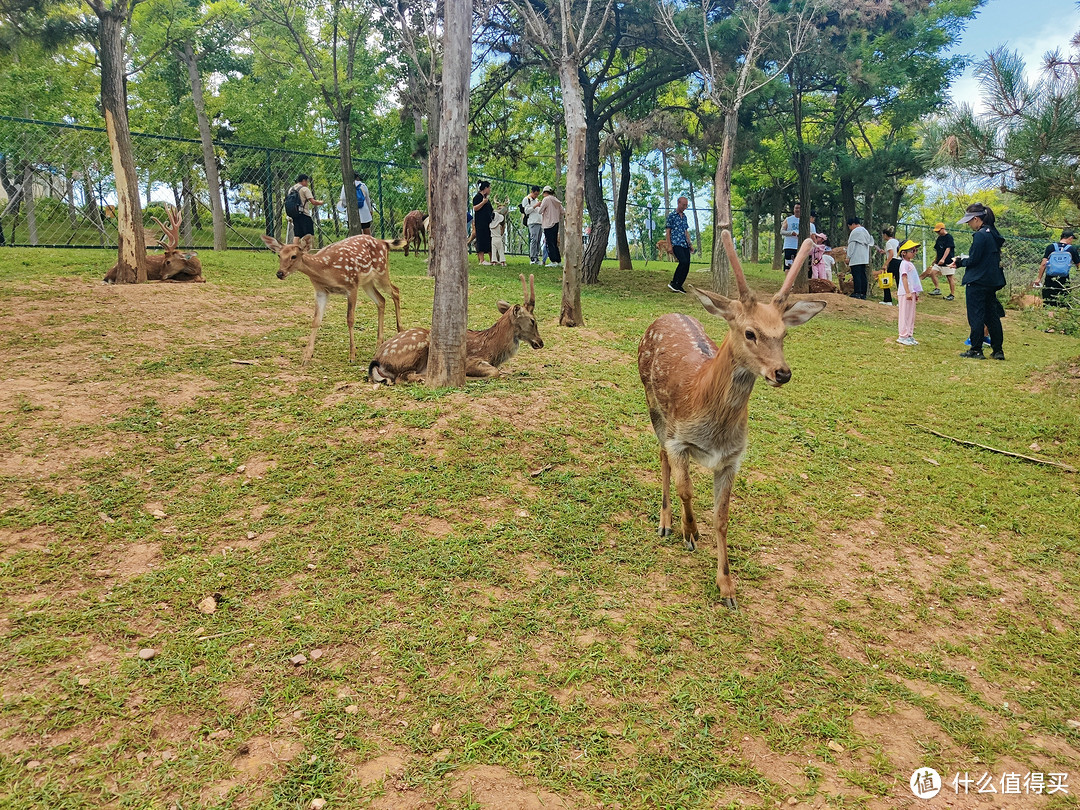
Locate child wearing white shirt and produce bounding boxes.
[896,240,923,345]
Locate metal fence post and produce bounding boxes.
[377,164,384,239]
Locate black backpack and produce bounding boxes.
[284,186,302,219]
[519,202,528,227]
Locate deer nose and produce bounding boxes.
[775,368,792,385]
[276,270,285,280]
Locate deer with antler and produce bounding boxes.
[368,274,543,384]
[638,231,825,609]
[103,207,204,283]
[261,233,407,365]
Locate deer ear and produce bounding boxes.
[299,235,314,253]
[782,300,826,326]
[688,285,741,322]
[496,300,512,313]
[260,234,282,253]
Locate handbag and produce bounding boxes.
[878,272,893,289]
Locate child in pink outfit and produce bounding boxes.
[896,240,923,345]
[810,233,832,280]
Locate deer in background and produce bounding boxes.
[369,274,543,384]
[104,207,204,283]
[402,210,427,256]
[656,238,676,262]
[261,233,407,365]
[638,231,825,609]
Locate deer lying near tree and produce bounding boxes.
[638,231,824,609]
[402,210,427,256]
[104,207,204,283]
[261,233,407,365]
[368,274,543,384]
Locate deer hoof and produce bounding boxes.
[658,527,672,537]
[720,596,738,611]
[684,536,696,552]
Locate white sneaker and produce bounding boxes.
[480,261,492,266]
[879,301,893,306]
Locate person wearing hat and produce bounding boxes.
[1035,228,1079,307]
[921,222,957,300]
[539,186,564,267]
[950,202,1006,360]
[896,239,923,345]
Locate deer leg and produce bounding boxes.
[377,276,403,334]
[346,289,358,364]
[712,467,739,610]
[465,357,501,378]
[362,284,387,346]
[658,446,673,538]
[303,289,330,366]
[669,450,698,550]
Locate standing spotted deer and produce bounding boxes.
[638,231,824,609]
[104,207,204,283]
[368,274,543,383]
[261,233,406,364]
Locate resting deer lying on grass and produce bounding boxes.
[261,233,406,365]
[369,274,543,384]
[638,231,824,609]
[104,207,204,283]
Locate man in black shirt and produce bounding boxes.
[921,222,957,300]
[1036,229,1080,307]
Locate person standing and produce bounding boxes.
[339,173,374,234]
[665,196,695,293]
[896,239,923,345]
[490,202,507,266]
[780,203,816,274]
[288,174,323,240]
[921,222,957,299]
[952,202,1006,360]
[522,185,543,264]
[846,217,874,300]
[539,186,563,267]
[1035,228,1080,307]
[878,226,900,306]
[472,180,494,266]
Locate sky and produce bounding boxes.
[945,0,1078,112]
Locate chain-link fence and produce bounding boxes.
[0,116,426,250]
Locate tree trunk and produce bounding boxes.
[661,147,670,213]
[710,112,737,293]
[688,175,701,260]
[615,141,632,271]
[99,10,146,283]
[24,162,37,246]
[581,118,608,285]
[553,115,563,182]
[772,194,783,270]
[750,194,761,263]
[82,169,105,245]
[181,41,227,250]
[338,112,361,235]
[888,186,903,229]
[558,56,586,326]
[426,0,470,387]
[65,173,77,232]
[180,175,194,245]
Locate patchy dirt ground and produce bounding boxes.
[2,264,1079,809]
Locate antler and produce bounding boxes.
[773,238,814,306]
[520,273,536,312]
[721,229,751,302]
[151,206,181,250]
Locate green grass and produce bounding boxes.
[0,246,1078,809]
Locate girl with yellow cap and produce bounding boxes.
[896,239,923,345]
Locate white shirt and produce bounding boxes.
[339,181,374,222]
[782,216,816,250]
[522,194,542,226]
[847,226,875,265]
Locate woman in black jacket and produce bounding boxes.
[952,203,1006,360]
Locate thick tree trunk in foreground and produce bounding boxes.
[426,0,470,387]
[98,9,147,282]
[182,41,227,250]
[558,56,586,327]
[615,142,632,271]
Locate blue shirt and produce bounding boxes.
[666,211,690,248]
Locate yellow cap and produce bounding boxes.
[934,222,946,232]
[899,239,919,252]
